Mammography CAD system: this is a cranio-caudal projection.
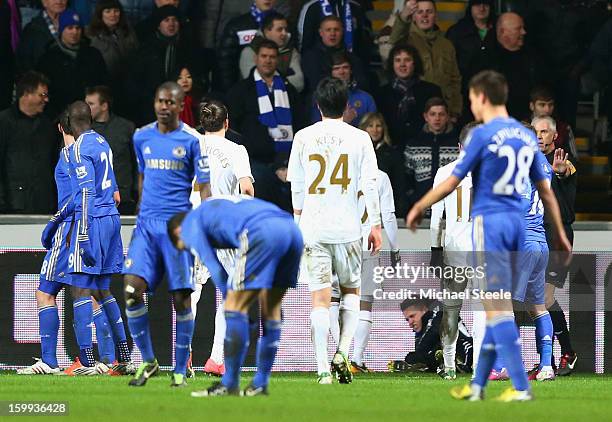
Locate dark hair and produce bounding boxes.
[314,77,348,119]
[319,15,343,28]
[255,38,279,54]
[156,81,185,102]
[529,85,555,103]
[85,85,113,108]
[400,298,431,312]
[468,70,508,106]
[16,71,49,98]
[59,109,72,135]
[200,99,228,132]
[459,121,479,146]
[167,211,188,247]
[171,65,203,100]
[386,44,424,78]
[330,50,352,67]
[68,100,92,128]
[87,0,131,37]
[261,11,287,32]
[423,96,448,113]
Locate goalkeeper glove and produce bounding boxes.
[78,236,96,267]
[41,219,60,250]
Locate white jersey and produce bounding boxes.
[358,170,395,250]
[287,119,380,244]
[430,160,473,267]
[190,134,254,207]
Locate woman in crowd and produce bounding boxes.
[174,65,203,128]
[359,112,407,215]
[376,44,442,145]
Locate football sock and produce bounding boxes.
[100,295,130,362]
[471,304,486,375]
[38,305,59,368]
[549,300,573,354]
[221,311,250,390]
[190,283,203,319]
[352,310,372,367]
[73,297,94,366]
[311,307,331,374]
[338,294,360,356]
[252,319,282,389]
[441,304,461,370]
[490,316,529,392]
[492,355,504,371]
[472,325,496,388]
[126,303,155,362]
[328,301,340,345]
[93,306,115,364]
[210,302,226,364]
[534,312,553,369]
[174,308,195,376]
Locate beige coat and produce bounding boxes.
[390,16,462,116]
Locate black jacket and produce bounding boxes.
[92,114,137,207]
[297,0,373,64]
[0,104,59,213]
[404,125,459,210]
[37,42,109,119]
[375,142,407,215]
[544,151,576,226]
[15,13,57,75]
[376,79,442,145]
[216,12,259,92]
[226,73,303,164]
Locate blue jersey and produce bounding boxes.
[523,153,553,242]
[55,145,73,210]
[180,196,292,287]
[134,122,210,220]
[452,117,549,216]
[69,130,119,239]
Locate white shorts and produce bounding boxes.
[195,249,237,285]
[360,252,378,297]
[302,240,362,292]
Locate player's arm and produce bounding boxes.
[361,141,382,254]
[286,133,304,224]
[41,195,75,249]
[75,152,97,266]
[536,179,571,252]
[192,136,211,201]
[239,177,254,197]
[407,175,460,231]
[429,169,446,267]
[379,172,400,265]
[236,146,254,197]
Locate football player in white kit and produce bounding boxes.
[287,78,382,384]
[189,99,255,377]
[430,122,481,380]
[328,169,400,374]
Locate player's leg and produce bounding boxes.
[329,274,341,345]
[171,288,195,386]
[439,269,463,379]
[205,298,226,376]
[92,297,115,365]
[70,284,97,368]
[351,252,376,373]
[332,240,362,384]
[470,299,486,379]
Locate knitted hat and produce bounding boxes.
[58,9,81,34]
[153,5,181,27]
[469,0,493,6]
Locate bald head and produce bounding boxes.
[496,12,525,52]
[156,81,184,103]
[68,100,92,135]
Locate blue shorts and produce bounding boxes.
[40,220,73,285]
[69,214,123,275]
[123,218,195,292]
[38,279,67,296]
[70,273,112,290]
[513,240,548,304]
[225,216,303,295]
[472,212,525,295]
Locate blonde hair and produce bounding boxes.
[359,112,392,147]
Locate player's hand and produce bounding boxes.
[41,220,60,250]
[79,238,97,267]
[400,0,418,21]
[343,106,358,124]
[113,190,121,207]
[406,202,424,231]
[554,230,573,267]
[391,249,401,267]
[368,225,383,255]
[552,148,569,176]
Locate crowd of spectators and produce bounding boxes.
[1,0,612,215]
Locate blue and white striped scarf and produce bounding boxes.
[319,0,353,52]
[254,69,293,151]
[250,3,273,27]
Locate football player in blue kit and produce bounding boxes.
[123,82,211,388]
[407,71,572,402]
[64,101,127,374]
[168,196,303,397]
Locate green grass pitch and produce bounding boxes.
[1,372,612,421]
